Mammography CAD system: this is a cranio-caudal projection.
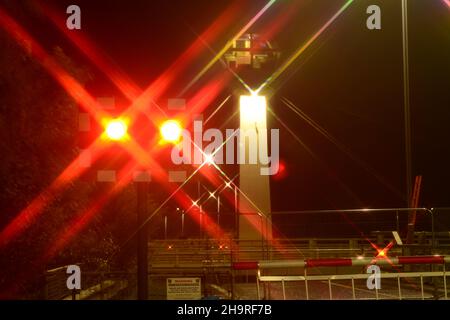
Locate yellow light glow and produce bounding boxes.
[160,120,182,143]
[104,119,128,141]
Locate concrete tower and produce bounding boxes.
[238,94,272,242]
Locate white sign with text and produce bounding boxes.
[167,278,201,300]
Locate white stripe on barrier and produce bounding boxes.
[259,260,305,269]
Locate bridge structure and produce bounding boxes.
[45,229,450,300]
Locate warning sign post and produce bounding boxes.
[166,278,201,300]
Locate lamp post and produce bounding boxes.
[402,0,412,206]
[164,215,168,240]
[136,180,149,300]
[217,195,220,227]
[177,207,185,237]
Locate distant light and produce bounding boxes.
[377,250,386,257]
[272,160,287,181]
[225,182,232,189]
[192,200,199,207]
[104,119,128,141]
[160,120,182,143]
[209,191,216,199]
[204,154,215,166]
[356,255,364,260]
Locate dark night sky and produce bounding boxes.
[3,0,450,214]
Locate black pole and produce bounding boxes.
[402,0,412,206]
[234,186,239,239]
[136,182,149,300]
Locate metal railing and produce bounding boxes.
[257,269,449,300]
[45,267,135,300]
[252,254,450,300]
[148,234,450,269]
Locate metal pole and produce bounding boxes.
[351,278,356,300]
[431,209,436,251]
[164,215,168,240]
[136,182,149,300]
[234,186,238,239]
[328,279,333,300]
[181,211,185,237]
[420,275,424,300]
[396,210,400,232]
[217,195,220,226]
[402,0,412,206]
[256,272,261,300]
[304,268,309,300]
[444,264,448,300]
[200,205,203,238]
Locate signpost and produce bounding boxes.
[167,278,201,300]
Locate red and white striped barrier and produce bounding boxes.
[232,256,450,270]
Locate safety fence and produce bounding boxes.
[232,256,450,300]
[45,267,136,300]
[148,234,450,269]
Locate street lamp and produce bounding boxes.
[177,207,185,237]
[401,0,412,206]
[164,215,168,240]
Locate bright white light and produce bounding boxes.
[209,191,216,199]
[192,200,199,207]
[225,182,232,189]
[240,94,267,123]
[105,119,128,141]
[204,153,215,166]
[160,120,182,143]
